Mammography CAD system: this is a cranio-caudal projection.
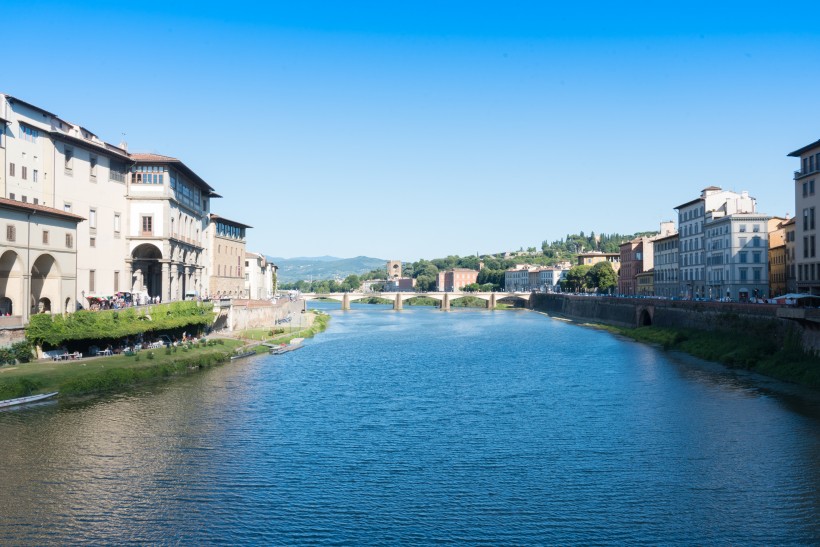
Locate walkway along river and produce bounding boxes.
[0,302,819,544]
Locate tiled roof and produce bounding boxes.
[0,197,85,222]
[210,213,253,229]
[131,152,218,194]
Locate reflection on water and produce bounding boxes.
[1,305,819,544]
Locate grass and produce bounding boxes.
[0,339,245,400]
[601,324,820,388]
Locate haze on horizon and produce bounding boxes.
[3,1,818,260]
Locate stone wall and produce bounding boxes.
[0,327,26,348]
[227,299,309,332]
[531,293,820,353]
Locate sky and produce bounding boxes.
[4,1,820,261]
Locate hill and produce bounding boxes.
[269,256,387,283]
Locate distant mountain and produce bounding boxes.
[269,256,387,282]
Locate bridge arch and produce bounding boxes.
[637,307,653,327]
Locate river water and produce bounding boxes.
[1,304,819,545]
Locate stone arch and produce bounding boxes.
[30,253,61,314]
[637,307,653,327]
[0,250,23,316]
[131,243,164,298]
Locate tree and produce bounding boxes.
[586,261,617,293]
[562,265,591,293]
[341,274,360,292]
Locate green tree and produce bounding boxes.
[586,261,617,293]
[562,265,591,293]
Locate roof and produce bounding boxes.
[210,213,253,229]
[787,138,820,157]
[49,130,130,160]
[0,197,85,222]
[0,115,9,125]
[674,196,704,210]
[653,232,679,242]
[131,153,218,195]
[3,94,57,118]
[782,216,796,226]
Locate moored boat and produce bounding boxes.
[0,391,59,408]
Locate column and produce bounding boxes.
[394,293,403,311]
[161,262,171,303]
[442,293,450,311]
[342,293,350,311]
[489,293,497,309]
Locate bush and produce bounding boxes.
[11,341,34,364]
[147,351,155,360]
[0,347,14,366]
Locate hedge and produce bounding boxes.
[26,301,215,346]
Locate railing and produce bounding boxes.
[794,166,819,179]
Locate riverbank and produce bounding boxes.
[542,312,820,389]
[0,311,330,402]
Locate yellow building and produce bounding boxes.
[207,214,251,299]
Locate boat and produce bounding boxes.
[269,338,304,355]
[230,350,257,361]
[0,391,59,408]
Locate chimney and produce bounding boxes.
[118,141,128,151]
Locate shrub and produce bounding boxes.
[0,347,14,366]
[147,351,155,360]
[11,341,34,363]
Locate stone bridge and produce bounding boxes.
[302,291,532,311]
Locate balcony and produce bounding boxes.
[794,166,820,180]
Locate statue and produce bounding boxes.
[133,268,143,292]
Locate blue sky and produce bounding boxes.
[4,1,820,260]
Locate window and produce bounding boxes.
[753,251,761,263]
[64,147,74,171]
[109,160,126,183]
[66,233,73,249]
[8,193,14,200]
[64,203,72,213]
[739,224,746,233]
[804,209,810,231]
[88,208,97,229]
[805,237,810,258]
[21,166,27,180]
[114,271,119,292]
[813,236,817,258]
[32,169,38,182]
[740,268,748,282]
[813,179,818,195]
[21,196,27,203]
[114,213,121,234]
[752,224,760,233]
[804,182,809,197]
[9,163,15,177]
[752,236,761,247]
[141,215,153,236]
[42,231,49,245]
[89,270,96,293]
[6,225,15,242]
[89,155,97,178]
[812,208,816,231]
[739,252,748,263]
[90,237,96,248]
[753,268,761,282]
[19,124,39,142]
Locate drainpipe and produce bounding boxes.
[26,211,32,324]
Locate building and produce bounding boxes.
[436,268,478,292]
[0,198,84,324]
[129,154,219,302]
[1,94,132,305]
[504,264,535,291]
[245,252,277,300]
[617,239,643,296]
[676,186,756,299]
[386,260,402,280]
[783,216,797,293]
[617,222,675,296]
[768,218,789,298]
[704,211,772,301]
[653,232,679,298]
[384,277,415,292]
[788,139,820,294]
[636,269,654,296]
[576,252,621,273]
[533,267,568,292]
[0,94,240,309]
[207,215,251,298]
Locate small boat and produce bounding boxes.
[270,338,304,355]
[0,391,59,408]
[230,350,257,361]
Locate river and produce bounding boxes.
[1,303,819,545]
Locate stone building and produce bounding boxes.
[653,232,679,298]
[788,139,820,294]
[436,268,478,292]
[245,252,277,300]
[0,198,83,324]
[207,214,251,298]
